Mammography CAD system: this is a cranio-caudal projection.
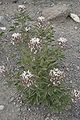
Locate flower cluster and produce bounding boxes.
[73,89,80,102]
[25,27,30,32]
[49,68,64,85]
[28,37,42,54]
[58,37,67,44]
[18,5,25,12]
[0,27,6,31]
[38,16,45,22]
[11,33,21,45]
[0,65,5,74]
[20,70,35,87]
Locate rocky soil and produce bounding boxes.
[0,0,80,120]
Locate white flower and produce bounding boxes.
[58,37,67,43]
[11,33,21,45]
[0,27,6,30]
[38,16,45,22]
[30,37,40,44]
[12,33,21,39]
[20,70,34,87]
[70,13,80,23]
[25,27,30,32]
[49,68,63,77]
[0,65,5,73]
[73,89,80,98]
[28,37,42,54]
[18,5,25,11]
[20,71,26,79]
[72,89,80,102]
[49,68,64,84]
[20,70,33,80]
[26,70,33,78]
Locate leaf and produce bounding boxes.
[0,32,4,37]
[9,26,16,32]
[70,13,80,23]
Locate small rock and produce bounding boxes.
[74,26,78,30]
[70,13,80,23]
[76,66,80,70]
[23,1,28,4]
[13,102,16,105]
[45,117,49,120]
[0,105,4,111]
[12,0,18,3]
[47,113,50,117]
[50,3,54,7]
[0,2,3,5]
[42,3,70,21]
[36,107,38,110]
[28,108,31,111]
[9,97,15,103]
[0,16,8,26]
[70,80,72,83]
[0,27,6,30]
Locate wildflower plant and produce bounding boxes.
[9,8,72,111]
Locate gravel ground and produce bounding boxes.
[0,0,80,120]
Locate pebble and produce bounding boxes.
[28,108,31,111]
[47,113,50,117]
[76,66,80,70]
[0,105,4,111]
[70,80,73,83]
[0,16,8,26]
[0,2,2,5]
[12,0,18,3]
[70,13,80,23]
[13,102,16,105]
[74,26,78,30]
[42,4,70,21]
[50,3,54,7]
[45,117,49,120]
[0,27,6,30]
[23,1,28,4]
[9,97,15,103]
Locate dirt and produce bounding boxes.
[0,0,80,120]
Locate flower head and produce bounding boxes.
[20,70,35,87]
[58,37,67,44]
[38,16,45,22]
[49,68,64,77]
[12,33,21,39]
[72,89,80,102]
[18,5,25,12]
[11,33,21,45]
[0,65,5,74]
[73,89,80,98]
[25,27,30,32]
[0,27,6,30]
[49,68,64,85]
[28,37,42,54]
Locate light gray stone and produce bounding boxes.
[42,3,70,21]
[0,105,4,111]
[0,2,3,5]
[9,97,15,103]
[45,117,49,120]
[0,16,8,26]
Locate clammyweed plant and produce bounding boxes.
[9,6,72,111]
